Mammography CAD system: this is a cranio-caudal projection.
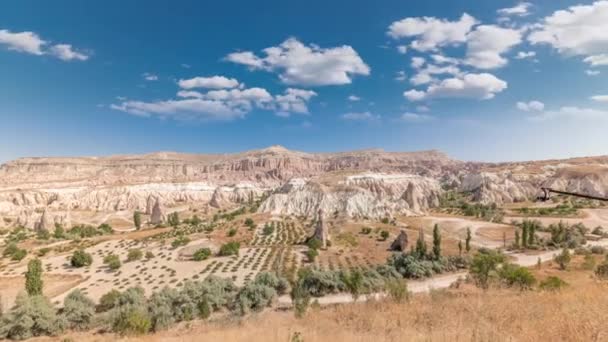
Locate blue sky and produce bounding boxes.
[1,0,607,163]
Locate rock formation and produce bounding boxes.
[390,230,409,252]
[311,209,330,248]
[34,208,52,231]
[150,198,164,225]
[145,195,155,215]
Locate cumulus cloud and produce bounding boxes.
[404,73,507,101]
[49,44,89,61]
[348,95,361,101]
[529,1,608,66]
[586,69,601,76]
[178,76,240,89]
[516,100,545,112]
[497,3,533,17]
[226,38,370,86]
[112,79,316,121]
[410,63,462,86]
[387,14,478,51]
[465,25,522,69]
[515,51,536,59]
[591,95,608,102]
[0,28,89,61]
[395,70,407,82]
[397,45,408,54]
[341,111,380,121]
[400,112,434,122]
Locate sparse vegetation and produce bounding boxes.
[218,242,240,256]
[70,250,93,267]
[193,248,212,261]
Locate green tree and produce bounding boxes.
[522,225,528,248]
[458,240,463,256]
[104,254,122,271]
[70,250,93,268]
[133,211,142,230]
[25,258,43,296]
[53,224,65,239]
[528,222,536,245]
[341,270,364,302]
[432,224,441,260]
[380,230,390,241]
[470,251,505,289]
[193,248,212,261]
[167,212,180,227]
[62,289,95,330]
[415,228,427,258]
[554,248,571,270]
[514,230,520,249]
[306,248,318,263]
[465,227,472,253]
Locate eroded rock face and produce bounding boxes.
[150,198,164,225]
[34,209,52,231]
[311,209,330,249]
[391,230,409,252]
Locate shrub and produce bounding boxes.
[25,258,44,296]
[2,242,19,258]
[539,276,568,291]
[37,229,50,240]
[263,224,274,236]
[341,270,364,301]
[227,228,237,237]
[11,248,27,261]
[145,251,155,260]
[385,279,410,303]
[253,272,289,295]
[147,288,176,331]
[167,212,180,227]
[306,248,318,263]
[133,211,142,230]
[244,218,255,227]
[104,254,122,271]
[70,250,93,267]
[0,293,64,340]
[197,298,211,319]
[53,225,65,239]
[126,249,143,262]
[380,230,390,241]
[499,263,536,290]
[306,238,322,250]
[294,268,344,297]
[554,248,571,270]
[219,242,240,256]
[171,235,190,249]
[36,247,51,257]
[582,254,597,270]
[591,246,606,254]
[97,289,122,312]
[62,290,95,330]
[236,283,277,315]
[360,227,372,235]
[193,248,212,261]
[595,262,608,280]
[111,306,151,335]
[196,276,238,310]
[470,250,505,289]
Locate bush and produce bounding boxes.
[253,272,289,295]
[36,247,51,257]
[97,289,122,312]
[126,249,143,262]
[227,228,237,237]
[70,250,93,267]
[385,278,410,303]
[111,306,151,335]
[104,254,121,271]
[539,276,568,291]
[360,227,372,235]
[341,270,364,301]
[37,229,50,240]
[591,246,606,254]
[306,248,318,263]
[145,251,155,260]
[0,293,64,340]
[147,288,176,331]
[171,235,190,249]
[193,248,212,261]
[11,248,27,261]
[595,262,608,280]
[62,290,95,330]
[236,282,277,315]
[262,224,274,236]
[380,230,390,241]
[25,258,44,296]
[554,248,571,270]
[582,254,597,270]
[499,263,536,290]
[294,268,345,297]
[306,238,322,250]
[196,276,238,310]
[53,225,65,239]
[470,250,506,289]
[218,242,240,256]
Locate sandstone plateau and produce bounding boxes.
[1,146,607,228]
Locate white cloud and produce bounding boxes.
[591,95,608,102]
[341,111,380,121]
[0,29,45,55]
[430,54,460,65]
[411,57,426,69]
[515,51,536,59]
[497,3,533,17]
[49,44,89,61]
[113,85,315,120]
[387,13,477,51]
[410,63,462,85]
[516,100,545,112]
[142,72,159,81]
[400,112,434,122]
[586,69,601,76]
[178,76,240,89]
[348,95,361,101]
[584,54,608,66]
[528,106,608,121]
[404,73,507,101]
[529,1,608,66]
[465,25,522,69]
[395,70,407,81]
[416,105,430,112]
[226,38,370,86]
[0,28,90,61]
[397,45,408,54]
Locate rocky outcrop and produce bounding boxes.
[34,209,52,231]
[311,209,330,248]
[391,230,409,251]
[150,198,164,225]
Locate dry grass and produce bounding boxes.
[35,259,608,342]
